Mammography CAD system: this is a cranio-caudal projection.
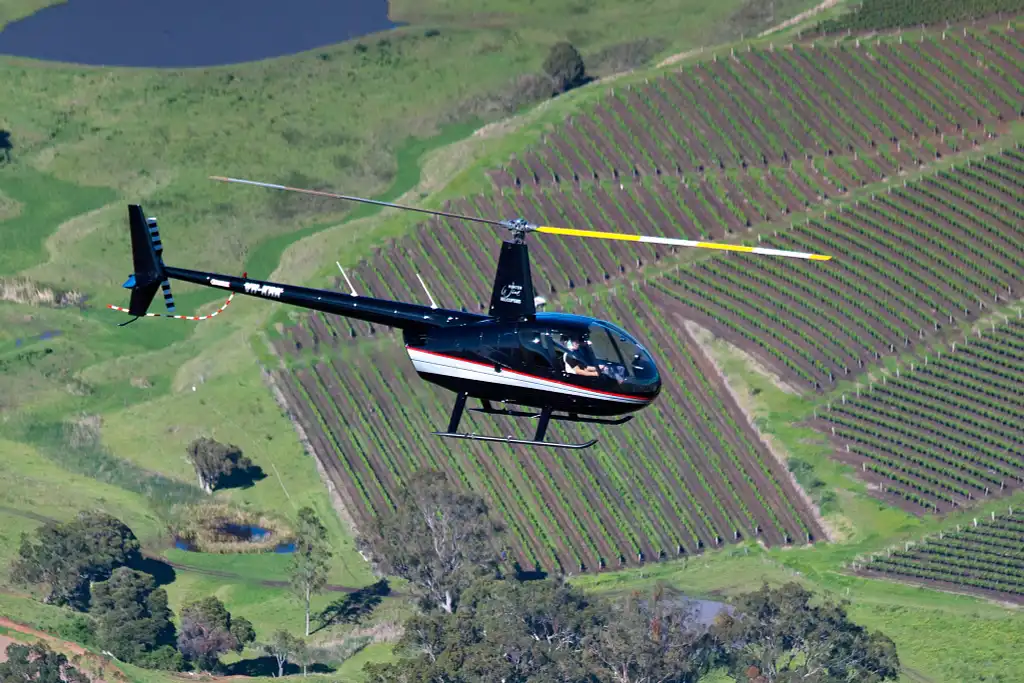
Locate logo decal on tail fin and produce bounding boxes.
[500,284,522,304]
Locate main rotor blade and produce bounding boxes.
[536,225,831,261]
[209,176,506,227]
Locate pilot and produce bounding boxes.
[562,337,600,377]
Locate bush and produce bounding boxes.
[55,615,97,648]
[542,42,587,94]
[137,645,185,672]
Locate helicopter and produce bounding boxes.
[116,176,831,449]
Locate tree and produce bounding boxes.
[582,585,720,683]
[186,437,254,493]
[230,615,257,650]
[288,506,332,636]
[0,642,90,683]
[0,130,12,164]
[542,41,587,94]
[365,575,604,683]
[10,511,141,610]
[261,630,308,678]
[176,596,250,672]
[711,582,900,683]
[90,567,177,667]
[358,469,504,614]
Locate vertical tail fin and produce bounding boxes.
[123,205,168,317]
[487,240,535,320]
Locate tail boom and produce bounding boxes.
[163,266,488,332]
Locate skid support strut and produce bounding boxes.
[434,396,597,450]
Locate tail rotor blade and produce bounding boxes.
[145,216,176,310]
[535,226,831,261]
[160,279,176,312]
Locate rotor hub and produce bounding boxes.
[500,218,537,243]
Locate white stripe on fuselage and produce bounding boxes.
[406,347,649,404]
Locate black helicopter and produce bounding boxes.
[117,176,831,449]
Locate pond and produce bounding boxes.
[0,0,400,67]
[664,595,731,626]
[174,523,295,553]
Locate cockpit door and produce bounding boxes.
[519,327,556,376]
[481,326,519,370]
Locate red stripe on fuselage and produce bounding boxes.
[406,347,651,403]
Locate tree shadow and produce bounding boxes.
[512,561,548,581]
[311,578,390,635]
[131,555,177,587]
[0,130,11,163]
[224,657,335,677]
[216,464,267,491]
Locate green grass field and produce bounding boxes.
[4,0,1024,680]
[0,0,63,31]
[1,0,824,665]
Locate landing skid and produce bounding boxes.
[433,394,602,450]
[470,402,634,426]
[433,431,598,450]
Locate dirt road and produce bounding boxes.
[657,0,844,67]
[0,616,93,659]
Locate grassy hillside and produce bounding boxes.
[0,0,63,31]
[0,0,831,668]
[261,17,1023,682]
[269,21,1024,572]
[3,1,1024,681]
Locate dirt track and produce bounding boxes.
[0,616,92,659]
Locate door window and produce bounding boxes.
[519,328,554,372]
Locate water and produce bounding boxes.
[0,0,400,67]
[664,595,731,626]
[13,330,62,348]
[685,597,730,626]
[223,523,270,540]
[173,523,295,553]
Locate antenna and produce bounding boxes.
[416,273,438,309]
[336,262,358,296]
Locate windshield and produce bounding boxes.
[587,322,658,386]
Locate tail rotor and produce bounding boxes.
[147,216,176,313]
[113,205,236,325]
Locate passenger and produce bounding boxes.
[562,337,600,377]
